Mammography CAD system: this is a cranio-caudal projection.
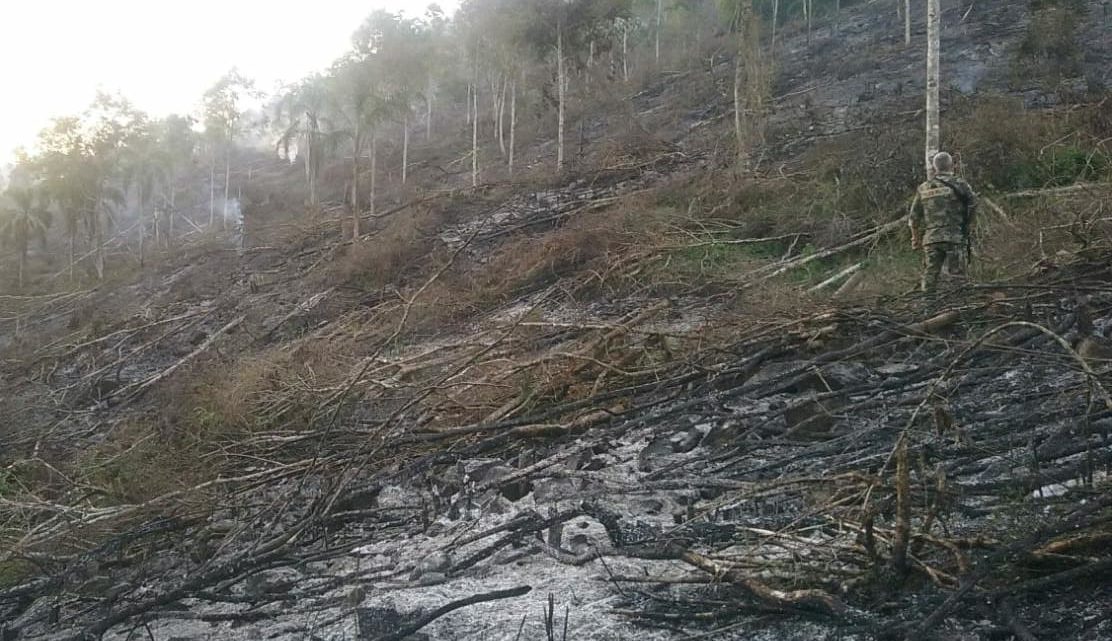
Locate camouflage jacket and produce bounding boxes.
[909,173,977,247]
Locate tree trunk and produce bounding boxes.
[94,198,105,280]
[622,24,629,82]
[472,87,480,187]
[402,114,409,186]
[370,127,378,217]
[426,75,434,141]
[926,0,940,177]
[655,0,663,66]
[352,124,361,239]
[209,159,216,227]
[18,247,25,291]
[806,0,813,46]
[509,76,517,176]
[138,182,145,268]
[497,77,507,157]
[466,82,473,126]
[306,115,320,210]
[168,185,176,248]
[557,21,566,172]
[733,3,765,172]
[905,0,912,45]
[223,145,231,231]
[734,30,745,169]
[69,231,76,283]
[771,0,779,53]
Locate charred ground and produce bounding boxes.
[2,0,1112,639]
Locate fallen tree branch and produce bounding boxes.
[677,548,844,616]
[369,585,532,641]
[112,315,245,402]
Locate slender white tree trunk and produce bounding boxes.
[402,113,409,185]
[352,125,361,239]
[771,0,779,52]
[557,22,566,172]
[472,87,479,187]
[490,76,500,131]
[94,197,105,280]
[222,146,231,231]
[926,0,940,177]
[734,35,745,169]
[655,0,663,65]
[466,82,473,126]
[905,0,912,45]
[370,128,377,216]
[806,0,813,46]
[622,25,629,82]
[426,74,434,141]
[209,159,216,227]
[498,76,507,156]
[137,182,145,268]
[168,185,176,247]
[509,76,517,176]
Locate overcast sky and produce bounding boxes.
[0,0,459,164]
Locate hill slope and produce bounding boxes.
[2,1,1112,640]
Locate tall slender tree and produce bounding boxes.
[202,69,254,229]
[276,76,328,211]
[925,0,940,176]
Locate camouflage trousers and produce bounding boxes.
[921,243,966,293]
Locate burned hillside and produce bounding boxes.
[2,0,1112,640]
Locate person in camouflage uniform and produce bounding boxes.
[909,152,978,293]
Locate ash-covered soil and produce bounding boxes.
[3,1,1112,640]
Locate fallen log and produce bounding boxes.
[677,548,844,617]
[747,217,907,287]
[112,315,245,402]
[369,585,532,641]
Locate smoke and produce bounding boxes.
[221,197,243,229]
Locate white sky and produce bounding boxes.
[0,0,458,164]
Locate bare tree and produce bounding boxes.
[557,19,566,172]
[473,84,480,187]
[905,0,912,45]
[655,0,663,65]
[733,1,768,171]
[925,0,940,176]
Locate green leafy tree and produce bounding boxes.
[326,52,400,238]
[0,184,51,290]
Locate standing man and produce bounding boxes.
[909,152,978,293]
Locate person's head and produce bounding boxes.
[932,151,954,174]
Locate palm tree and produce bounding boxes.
[0,186,51,290]
[275,75,329,212]
[326,54,400,239]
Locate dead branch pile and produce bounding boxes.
[3,242,1112,640]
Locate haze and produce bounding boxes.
[0,0,458,163]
